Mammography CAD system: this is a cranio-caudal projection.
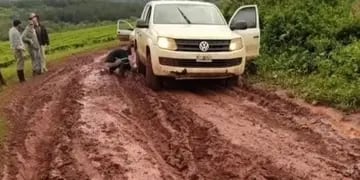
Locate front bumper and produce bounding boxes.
[150,46,246,79]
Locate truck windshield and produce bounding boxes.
[153,4,226,25]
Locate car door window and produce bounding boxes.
[145,6,152,24]
[231,7,257,28]
[141,5,149,20]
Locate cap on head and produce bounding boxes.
[13,20,21,27]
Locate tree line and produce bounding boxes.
[0,0,145,41]
[0,0,145,23]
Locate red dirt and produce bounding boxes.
[1,51,360,180]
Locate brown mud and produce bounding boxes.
[1,51,360,180]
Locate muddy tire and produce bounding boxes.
[225,76,246,88]
[145,53,162,91]
[136,51,146,74]
[246,61,258,75]
[226,76,239,86]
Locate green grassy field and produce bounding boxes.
[0,24,117,67]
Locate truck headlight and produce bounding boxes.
[158,37,177,51]
[229,38,243,51]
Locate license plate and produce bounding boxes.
[196,55,212,63]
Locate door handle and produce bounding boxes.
[253,36,259,39]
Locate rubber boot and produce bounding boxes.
[17,70,25,83]
[0,71,6,86]
[32,70,41,77]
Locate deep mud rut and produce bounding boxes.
[1,51,360,180]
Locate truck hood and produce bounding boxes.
[152,25,236,40]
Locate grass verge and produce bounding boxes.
[249,69,360,111]
[0,24,117,66]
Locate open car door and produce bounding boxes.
[117,19,135,43]
[229,5,260,61]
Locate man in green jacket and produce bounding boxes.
[9,19,26,82]
[22,14,42,76]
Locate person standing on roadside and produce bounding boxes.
[0,69,6,86]
[22,13,42,76]
[32,13,50,73]
[9,19,26,82]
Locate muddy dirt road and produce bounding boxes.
[1,51,360,180]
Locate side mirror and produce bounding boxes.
[230,21,248,30]
[136,20,149,28]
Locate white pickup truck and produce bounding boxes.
[118,1,260,90]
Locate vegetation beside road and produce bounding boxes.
[0,0,144,41]
[1,24,116,67]
[221,0,360,110]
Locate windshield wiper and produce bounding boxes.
[177,8,192,24]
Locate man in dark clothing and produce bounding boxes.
[31,13,50,73]
[0,69,6,87]
[105,46,132,76]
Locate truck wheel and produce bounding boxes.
[246,61,258,75]
[136,51,146,74]
[145,53,162,91]
[225,76,243,87]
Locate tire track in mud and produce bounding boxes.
[1,54,99,180]
[119,79,294,179]
[226,86,360,167]
[165,84,360,179]
[2,52,360,180]
[62,62,162,180]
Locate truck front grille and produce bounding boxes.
[159,57,242,68]
[175,39,230,52]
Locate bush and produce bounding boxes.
[220,0,360,109]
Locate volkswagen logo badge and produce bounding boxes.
[199,41,210,52]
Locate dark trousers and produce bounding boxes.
[0,70,6,86]
[106,58,130,76]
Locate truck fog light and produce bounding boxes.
[229,38,243,51]
[158,37,177,51]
